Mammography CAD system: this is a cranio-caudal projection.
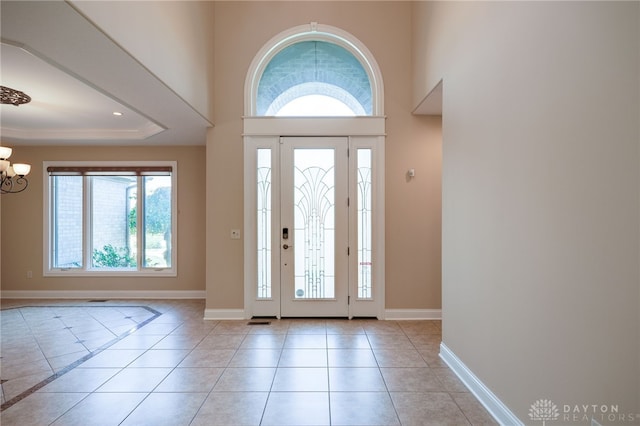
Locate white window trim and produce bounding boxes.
[43,161,178,277]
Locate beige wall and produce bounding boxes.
[0,1,442,310]
[70,0,216,121]
[1,145,206,293]
[206,1,442,311]
[413,0,640,420]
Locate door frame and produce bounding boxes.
[280,136,349,317]
[243,116,386,319]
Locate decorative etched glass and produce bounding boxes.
[294,149,335,299]
[357,149,373,299]
[257,149,272,298]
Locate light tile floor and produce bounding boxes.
[0,299,497,425]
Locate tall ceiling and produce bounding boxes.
[0,1,212,146]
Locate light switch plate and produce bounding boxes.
[231,229,241,239]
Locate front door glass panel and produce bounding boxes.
[293,148,335,299]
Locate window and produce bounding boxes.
[256,149,272,298]
[275,93,358,117]
[44,162,176,276]
[256,40,373,116]
[357,149,373,299]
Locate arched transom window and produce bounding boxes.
[245,23,384,117]
[258,41,371,116]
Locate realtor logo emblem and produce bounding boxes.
[530,399,560,425]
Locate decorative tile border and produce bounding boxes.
[0,305,162,412]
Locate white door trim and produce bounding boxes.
[243,117,385,319]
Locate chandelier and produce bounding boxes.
[1,86,31,106]
[0,146,31,194]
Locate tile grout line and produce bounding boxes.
[325,330,332,426]
[187,319,255,425]
[0,305,162,413]
[3,308,485,425]
[260,327,288,426]
[117,310,220,425]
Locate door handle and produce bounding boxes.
[283,244,292,250]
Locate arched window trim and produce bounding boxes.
[244,22,385,117]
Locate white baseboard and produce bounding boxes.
[203,308,246,320]
[384,308,442,320]
[203,308,439,321]
[439,342,523,426]
[0,290,206,300]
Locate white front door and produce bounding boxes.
[244,121,384,320]
[280,137,349,317]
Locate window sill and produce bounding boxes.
[44,269,177,278]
